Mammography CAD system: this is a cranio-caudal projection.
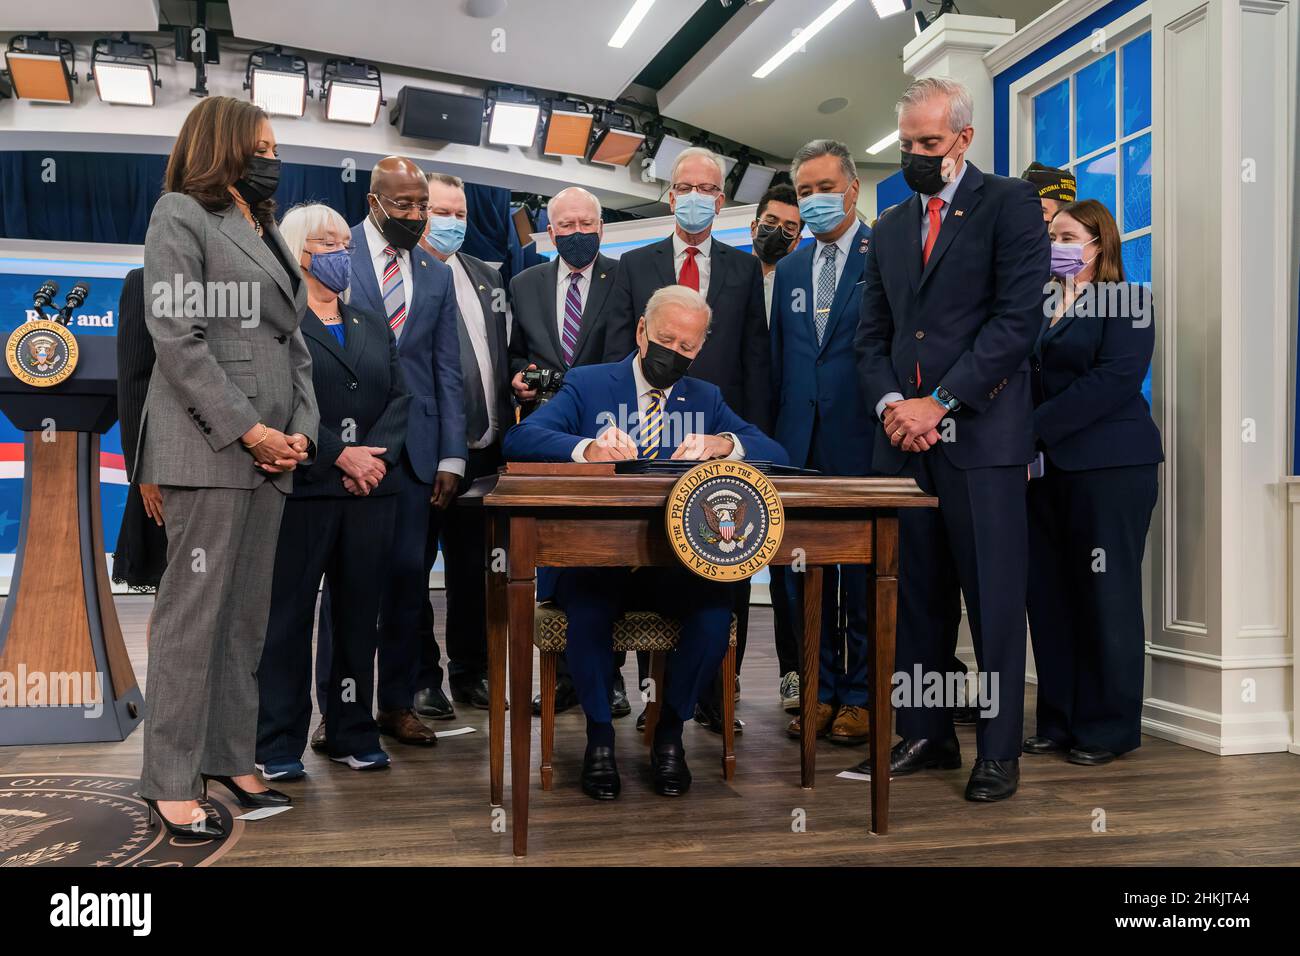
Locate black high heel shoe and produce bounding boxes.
[143,797,227,841]
[202,774,292,809]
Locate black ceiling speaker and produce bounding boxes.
[390,86,486,146]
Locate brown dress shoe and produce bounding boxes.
[309,717,327,752]
[786,702,835,739]
[377,708,438,746]
[828,705,870,746]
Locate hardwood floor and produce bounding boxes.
[5,593,1299,866]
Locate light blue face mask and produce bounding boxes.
[674,191,717,233]
[798,192,849,236]
[424,216,466,255]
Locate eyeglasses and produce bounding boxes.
[305,236,353,252]
[757,220,800,241]
[670,182,723,196]
[375,193,432,214]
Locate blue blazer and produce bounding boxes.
[854,163,1050,472]
[350,221,467,482]
[1032,283,1164,471]
[771,223,875,475]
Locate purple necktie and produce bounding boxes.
[561,271,583,366]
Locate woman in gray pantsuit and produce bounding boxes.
[136,96,319,840]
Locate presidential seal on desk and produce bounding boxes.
[6,319,79,388]
[666,460,783,581]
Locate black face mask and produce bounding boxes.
[640,339,693,390]
[234,155,281,205]
[900,136,959,195]
[373,202,427,253]
[753,223,795,265]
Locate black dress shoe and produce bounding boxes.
[693,699,743,736]
[1023,735,1067,754]
[450,675,499,711]
[143,798,226,841]
[952,705,979,725]
[202,774,292,809]
[580,746,621,801]
[650,741,692,797]
[610,675,631,719]
[1067,745,1116,766]
[532,677,579,716]
[414,686,455,720]
[965,758,1020,802]
[871,736,961,776]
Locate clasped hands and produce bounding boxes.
[242,423,309,473]
[336,445,389,496]
[883,396,947,453]
[584,427,734,462]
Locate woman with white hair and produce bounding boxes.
[255,202,411,779]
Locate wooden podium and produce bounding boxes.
[470,464,937,857]
[0,335,143,744]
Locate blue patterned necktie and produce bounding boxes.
[814,243,838,345]
[640,388,665,459]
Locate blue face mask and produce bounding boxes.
[424,216,466,256]
[674,192,717,234]
[798,192,849,236]
[306,248,352,294]
[554,230,601,269]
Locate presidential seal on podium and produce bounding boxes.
[5,318,79,388]
[665,460,784,581]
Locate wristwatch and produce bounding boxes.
[931,386,961,412]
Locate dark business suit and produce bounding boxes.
[111,267,168,589]
[509,253,617,379]
[771,223,874,707]
[325,219,467,714]
[417,251,514,692]
[855,162,1049,760]
[258,302,410,762]
[502,354,788,724]
[1027,283,1162,754]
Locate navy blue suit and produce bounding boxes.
[502,354,787,724]
[854,163,1050,760]
[1027,284,1162,754]
[771,223,874,707]
[324,220,467,713]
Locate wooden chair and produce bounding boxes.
[533,603,738,790]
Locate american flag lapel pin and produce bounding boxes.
[953,209,965,217]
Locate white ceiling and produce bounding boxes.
[225,0,709,102]
[657,0,1058,163]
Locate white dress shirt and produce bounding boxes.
[554,257,596,350]
[365,216,465,476]
[449,254,499,448]
[672,233,712,300]
[812,222,859,293]
[762,269,775,326]
[874,161,970,421]
[570,355,745,462]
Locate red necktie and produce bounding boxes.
[678,246,700,291]
[922,196,944,265]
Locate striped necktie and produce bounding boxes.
[381,245,407,340]
[640,388,666,459]
[561,271,583,366]
[814,243,837,345]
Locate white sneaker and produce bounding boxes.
[779,671,801,713]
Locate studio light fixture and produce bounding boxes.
[866,130,899,155]
[587,106,645,167]
[487,89,541,146]
[90,34,160,107]
[4,34,78,103]
[871,0,911,17]
[645,127,692,181]
[753,0,858,79]
[245,46,311,118]
[691,133,738,177]
[727,151,778,204]
[541,98,595,157]
[321,59,384,125]
[915,0,960,34]
[609,0,657,49]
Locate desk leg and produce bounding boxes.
[486,515,506,809]
[800,565,823,789]
[507,517,538,857]
[867,516,899,835]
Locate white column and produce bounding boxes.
[902,14,1018,170]
[1145,0,1298,754]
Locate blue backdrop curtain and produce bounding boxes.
[0,151,517,281]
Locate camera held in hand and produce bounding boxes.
[522,367,565,403]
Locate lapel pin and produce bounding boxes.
[352,317,359,324]
[600,273,607,279]
[953,209,964,217]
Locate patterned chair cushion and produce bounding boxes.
[533,603,737,653]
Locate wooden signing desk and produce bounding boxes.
[467,465,937,857]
